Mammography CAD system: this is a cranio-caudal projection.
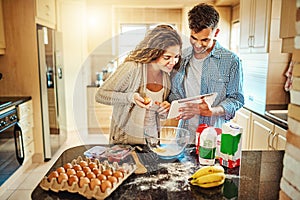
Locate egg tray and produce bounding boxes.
[39,156,136,200]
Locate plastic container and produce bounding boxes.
[198,127,217,165]
[195,124,208,155]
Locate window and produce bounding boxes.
[118,24,175,63]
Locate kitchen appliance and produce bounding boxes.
[0,106,24,186]
[37,25,67,160]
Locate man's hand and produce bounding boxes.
[177,99,214,120]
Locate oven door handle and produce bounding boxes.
[14,123,25,165]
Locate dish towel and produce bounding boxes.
[285,60,294,92]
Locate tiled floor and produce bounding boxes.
[0,130,109,200]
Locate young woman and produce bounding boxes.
[95,25,182,144]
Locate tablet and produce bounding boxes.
[167,92,218,119]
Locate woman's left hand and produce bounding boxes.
[154,101,170,115]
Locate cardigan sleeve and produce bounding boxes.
[95,62,142,105]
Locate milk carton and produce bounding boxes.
[219,122,243,168]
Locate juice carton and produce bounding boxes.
[219,122,243,168]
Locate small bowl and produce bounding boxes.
[144,126,190,159]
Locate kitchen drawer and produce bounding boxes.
[24,141,35,163]
[17,100,33,118]
[19,114,34,132]
[88,110,112,126]
[23,128,34,146]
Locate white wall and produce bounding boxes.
[60,0,88,133]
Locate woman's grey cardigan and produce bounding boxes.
[95,61,171,144]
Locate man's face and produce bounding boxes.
[189,28,219,55]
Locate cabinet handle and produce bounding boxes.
[248,36,252,47]
[271,133,278,150]
[267,130,273,150]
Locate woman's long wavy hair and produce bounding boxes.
[124,24,182,68]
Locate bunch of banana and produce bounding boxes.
[189,165,226,188]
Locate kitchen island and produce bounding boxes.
[31,145,284,200]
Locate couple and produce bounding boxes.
[95,3,244,144]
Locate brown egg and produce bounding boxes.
[79,160,88,168]
[48,171,59,181]
[79,177,90,188]
[76,170,85,178]
[107,176,118,184]
[86,171,96,179]
[58,172,68,184]
[97,173,107,181]
[73,164,82,171]
[56,166,66,174]
[63,163,73,170]
[66,168,76,177]
[118,167,127,174]
[90,178,101,190]
[102,169,112,176]
[113,171,124,179]
[88,162,97,170]
[92,168,101,175]
[100,180,113,192]
[68,175,79,186]
[82,166,91,174]
[143,96,151,105]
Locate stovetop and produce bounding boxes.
[0,96,31,111]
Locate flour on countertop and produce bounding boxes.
[125,161,196,192]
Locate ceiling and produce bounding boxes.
[97,0,240,7]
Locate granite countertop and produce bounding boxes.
[31,145,284,200]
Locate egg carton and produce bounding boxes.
[39,156,136,199]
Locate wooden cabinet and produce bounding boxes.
[35,0,56,29]
[17,100,35,164]
[280,0,296,53]
[239,0,271,53]
[249,113,286,150]
[0,0,5,54]
[231,108,286,151]
[272,125,287,150]
[87,87,112,134]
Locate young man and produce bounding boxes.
[168,3,244,135]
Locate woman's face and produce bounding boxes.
[153,45,181,73]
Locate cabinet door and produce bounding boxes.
[252,0,271,52]
[35,0,56,28]
[0,0,5,54]
[280,0,296,53]
[272,125,287,150]
[250,113,274,150]
[280,0,296,39]
[239,0,252,52]
[235,108,252,150]
[87,87,113,133]
[239,0,271,53]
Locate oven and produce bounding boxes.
[0,106,24,186]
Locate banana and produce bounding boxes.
[190,172,226,185]
[190,165,224,179]
[197,178,225,188]
[189,165,226,188]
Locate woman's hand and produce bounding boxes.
[154,101,170,115]
[133,93,152,109]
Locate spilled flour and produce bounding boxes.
[125,161,196,192]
